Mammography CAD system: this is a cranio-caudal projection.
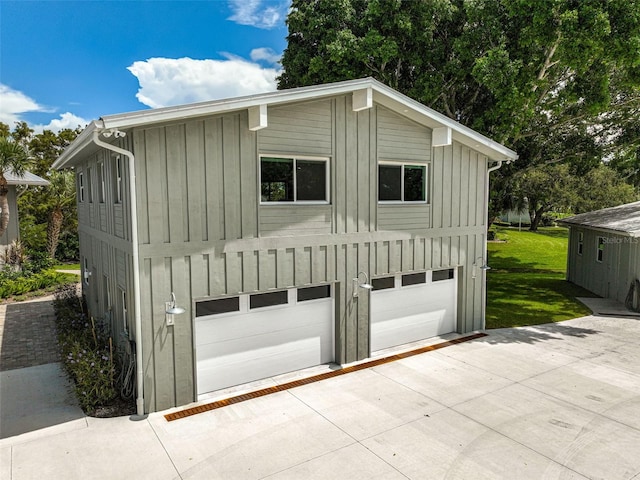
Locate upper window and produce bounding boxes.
[260,156,329,203]
[87,168,93,203]
[597,237,605,262]
[577,232,584,256]
[78,172,85,202]
[378,163,427,202]
[98,161,106,203]
[114,156,123,204]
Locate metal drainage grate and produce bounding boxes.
[164,332,488,422]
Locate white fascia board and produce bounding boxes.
[100,79,377,131]
[52,120,102,169]
[56,77,517,168]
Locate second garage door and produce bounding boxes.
[371,269,457,352]
[194,285,334,396]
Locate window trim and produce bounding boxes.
[377,161,429,204]
[259,154,331,205]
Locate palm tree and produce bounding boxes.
[0,137,30,239]
[45,170,76,258]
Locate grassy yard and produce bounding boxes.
[486,226,595,328]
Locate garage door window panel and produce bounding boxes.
[250,290,289,309]
[196,297,240,317]
[432,269,455,281]
[402,272,426,286]
[298,285,331,302]
[372,276,396,290]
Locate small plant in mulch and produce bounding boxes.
[53,284,134,417]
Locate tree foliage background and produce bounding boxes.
[279,0,640,225]
[1,121,80,260]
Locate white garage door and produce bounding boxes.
[371,269,457,353]
[195,285,334,395]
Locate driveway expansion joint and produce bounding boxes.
[164,332,488,422]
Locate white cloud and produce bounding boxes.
[227,0,289,29]
[32,112,89,134]
[250,47,281,65]
[127,56,281,109]
[0,84,88,133]
[0,84,45,126]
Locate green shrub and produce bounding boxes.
[0,269,68,298]
[53,285,118,412]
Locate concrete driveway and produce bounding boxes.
[2,312,640,479]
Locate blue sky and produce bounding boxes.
[0,0,290,132]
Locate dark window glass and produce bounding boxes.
[432,269,455,282]
[261,158,294,202]
[402,272,427,286]
[404,166,425,201]
[372,276,395,290]
[378,165,402,201]
[298,285,331,302]
[597,237,604,262]
[577,232,584,255]
[296,160,326,201]
[250,290,288,309]
[196,297,240,317]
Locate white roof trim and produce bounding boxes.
[3,169,50,186]
[54,78,518,169]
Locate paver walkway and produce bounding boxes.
[0,296,60,371]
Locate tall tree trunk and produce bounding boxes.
[46,207,63,259]
[529,207,545,232]
[0,185,10,239]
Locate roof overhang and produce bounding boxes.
[54,78,518,169]
[558,201,640,237]
[4,169,50,186]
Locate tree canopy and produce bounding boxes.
[0,122,79,260]
[279,0,640,216]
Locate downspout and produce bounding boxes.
[481,160,508,326]
[92,129,145,417]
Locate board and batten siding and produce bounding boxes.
[77,94,492,412]
[567,227,640,303]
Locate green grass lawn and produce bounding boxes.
[486,226,595,328]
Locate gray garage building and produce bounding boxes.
[54,78,517,414]
[560,201,640,308]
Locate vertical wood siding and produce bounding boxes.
[77,94,492,412]
[567,228,640,303]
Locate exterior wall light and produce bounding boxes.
[472,257,491,279]
[353,271,374,298]
[165,292,186,326]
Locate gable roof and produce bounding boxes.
[53,77,518,169]
[3,169,50,186]
[558,201,640,237]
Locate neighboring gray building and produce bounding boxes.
[54,78,517,414]
[0,170,49,259]
[559,201,640,307]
